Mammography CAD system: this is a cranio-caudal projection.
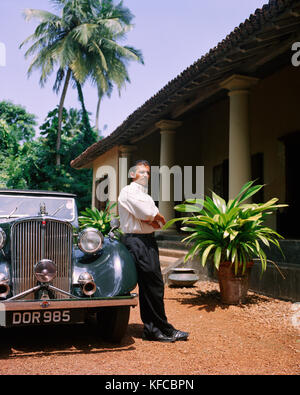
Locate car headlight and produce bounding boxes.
[0,228,6,249]
[0,272,10,298]
[78,228,103,254]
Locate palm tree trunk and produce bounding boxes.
[76,80,92,141]
[56,67,71,166]
[95,96,101,132]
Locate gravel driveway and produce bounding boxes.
[0,280,299,375]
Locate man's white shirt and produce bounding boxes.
[118,181,160,234]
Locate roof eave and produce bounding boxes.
[71,0,300,169]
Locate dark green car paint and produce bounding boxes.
[73,238,137,298]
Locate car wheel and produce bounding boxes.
[97,306,130,343]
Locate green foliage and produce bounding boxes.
[0,102,97,211]
[0,101,37,189]
[0,101,36,142]
[78,202,119,236]
[27,106,97,211]
[0,119,17,154]
[164,181,287,275]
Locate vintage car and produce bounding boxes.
[0,189,138,342]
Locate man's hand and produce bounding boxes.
[141,212,165,229]
[154,212,166,225]
[141,219,161,229]
[148,221,161,229]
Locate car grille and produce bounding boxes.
[11,218,73,299]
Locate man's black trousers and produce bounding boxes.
[122,233,175,337]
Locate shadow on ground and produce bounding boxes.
[0,320,143,360]
[166,285,273,312]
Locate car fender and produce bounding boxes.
[73,237,137,297]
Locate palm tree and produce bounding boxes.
[66,0,144,131]
[20,0,143,165]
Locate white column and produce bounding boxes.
[119,145,136,192]
[155,120,182,225]
[220,75,259,199]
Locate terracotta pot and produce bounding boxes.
[217,261,254,305]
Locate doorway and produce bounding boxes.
[278,132,300,238]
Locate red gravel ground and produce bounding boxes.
[0,280,299,375]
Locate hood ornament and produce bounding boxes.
[39,203,48,216]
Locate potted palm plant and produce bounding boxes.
[79,201,121,238]
[163,181,287,304]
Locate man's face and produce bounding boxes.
[132,164,150,186]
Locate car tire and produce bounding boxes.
[97,306,130,343]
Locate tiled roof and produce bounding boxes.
[71,0,298,169]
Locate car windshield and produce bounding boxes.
[0,195,75,221]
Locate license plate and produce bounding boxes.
[6,309,85,326]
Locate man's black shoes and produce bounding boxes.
[142,332,175,343]
[142,329,189,342]
[171,329,189,341]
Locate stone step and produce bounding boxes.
[159,247,188,259]
[159,256,179,269]
[158,247,188,282]
[155,231,187,252]
[157,239,187,251]
[159,248,187,269]
[160,254,179,263]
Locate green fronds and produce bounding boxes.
[78,201,118,236]
[20,0,144,108]
[164,181,288,275]
[22,8,61,24]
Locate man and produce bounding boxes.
[118,159,189,343]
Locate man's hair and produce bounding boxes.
[129,159,150,178]
[133,159,150,168]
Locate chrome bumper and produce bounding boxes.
[0,294,138,327]
[1,293,138,312]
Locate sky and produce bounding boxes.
[0,0,267,138]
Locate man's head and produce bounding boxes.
[129,160,150,186]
